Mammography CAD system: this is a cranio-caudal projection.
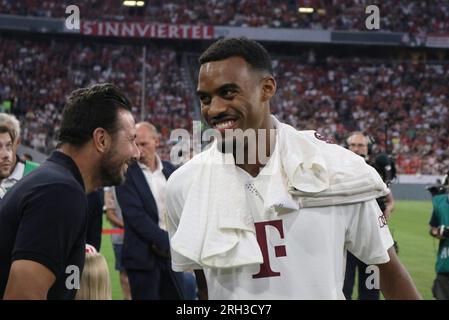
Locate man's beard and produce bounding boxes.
[0,168,10,180]
[99,152,128,186]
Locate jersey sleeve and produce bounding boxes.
[345,199,394,265]
[12,183,87,277]
[166,172,202,272]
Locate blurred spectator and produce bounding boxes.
[0,35,193,160]
[0,113,39,198]
[75,244,112,300]
[271,55,449,175]
[22,153,33,161]
[428,173,449,300]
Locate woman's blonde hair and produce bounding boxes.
[76,250,112,300]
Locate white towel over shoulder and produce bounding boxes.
[169,149,263,269]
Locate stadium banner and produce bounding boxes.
[80,21,214,39]
[0,13,62,32]
[79,23,331,43]
[426,34,449,48]
[331,31,408,45]
[214,26,331,43]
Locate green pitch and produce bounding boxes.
[100,200,437,300]
[387,200,436,300]
[99,226,123,300]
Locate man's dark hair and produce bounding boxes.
[199,37,273,74]
[58,83,132,147]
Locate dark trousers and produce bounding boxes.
[432,273,449,300]
[126,266,185,300]
[183,272,198,300]
[343,252,380,300]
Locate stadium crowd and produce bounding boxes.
[0,35,448,175]
[0,36,193,160]
[272,55,449,175]
[1,0,448,38]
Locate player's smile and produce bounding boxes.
[208,113,241,133]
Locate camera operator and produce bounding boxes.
[343,132,396,300]
[428,172,449,300]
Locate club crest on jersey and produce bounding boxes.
[314,132,334,144]
[378,214,387,228]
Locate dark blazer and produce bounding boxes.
[116,160,176,270]
[86,189,104,252]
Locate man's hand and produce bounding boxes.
[383,193,395,221]
[383,207,393,221]
[194,270,208,300]
[106,208,124,228]
[430,225,449,239]
[429,227,443,240]
[3,260,55,300]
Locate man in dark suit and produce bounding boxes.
[86,189,104,252]
[116,122,185,300]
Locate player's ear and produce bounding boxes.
[92,127,110,153]
[261,76,276,102]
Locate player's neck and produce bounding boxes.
[235,116,276,177]
[140,154,158,172]
[59,145,98,194]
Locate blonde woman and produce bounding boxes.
[76,244,112,300]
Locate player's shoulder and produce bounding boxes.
[332,198,382,222]
[37,163,85,192]
[298,129,342,150]
[295,129,364,166]
[167,153,204,197]
[297,130,335,145]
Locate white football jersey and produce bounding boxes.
[166,150,394,300]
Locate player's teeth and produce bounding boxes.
[215,120,235,129]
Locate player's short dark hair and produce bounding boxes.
[199,37,273,74]
[58,83,132,147]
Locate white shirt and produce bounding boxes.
[166,151,394,300]
[139,155,168,231]
[0,161,24,198]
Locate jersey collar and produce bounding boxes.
[47,151,85,190]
